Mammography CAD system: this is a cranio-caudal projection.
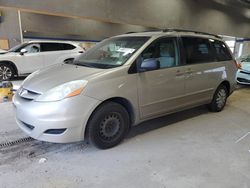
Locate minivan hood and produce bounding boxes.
[22,63,105,93]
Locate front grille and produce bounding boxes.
[44,129,66,135]
[18,87,41,100]
[240,70,250,75]
[237,78,250,83]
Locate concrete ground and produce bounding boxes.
[0,80,250,188]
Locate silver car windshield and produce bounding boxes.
[8,43,28,52]
[74,36,149,69]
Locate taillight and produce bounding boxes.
[233,60,242,69]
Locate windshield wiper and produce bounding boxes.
[74,61,96,68]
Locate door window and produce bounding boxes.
[182,37,215,64]
[40,43,75,52]
[140,38,179,70]
[24,43,40,53]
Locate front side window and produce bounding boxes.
[182,37,215,64]
[75,37,149,69]
[140,38,179,69]
[24,43,40,53]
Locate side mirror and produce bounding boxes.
[20,48,28,55]
[138,58,160,72]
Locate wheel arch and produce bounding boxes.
[0,60,18,76]
[84,97,135,138]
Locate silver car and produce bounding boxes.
[13,30,237,149]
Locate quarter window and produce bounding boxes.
[182,37,215,64]
[211,40,232,61]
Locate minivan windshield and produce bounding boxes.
[74,36,149,69]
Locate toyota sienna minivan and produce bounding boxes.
[13,30,237,149]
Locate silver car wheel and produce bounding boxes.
[216,89,227,109]
[0,65,12,81]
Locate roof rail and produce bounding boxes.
[163,28,222,39]
[125,29,161,34]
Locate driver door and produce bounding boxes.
[137,37,186,119]
[19,43,44,74]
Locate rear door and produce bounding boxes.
[181,37,219,105]
[137,37,186,119]
[40,43,77,67]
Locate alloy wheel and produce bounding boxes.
[216,89,227,109]
[0,65,12,80]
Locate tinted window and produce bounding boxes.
[211,40,232,61]
[141,38,179,69]
[63,43,76,50]
[182,37,215,64]
[41,43,63,52]
[40,43,75,52]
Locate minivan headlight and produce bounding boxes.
[35,80,88,102]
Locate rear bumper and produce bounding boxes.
[13,93,100,143]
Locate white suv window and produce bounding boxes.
[24,43,40,53]
[40,43,76,52]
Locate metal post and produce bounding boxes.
[18,10,23,43]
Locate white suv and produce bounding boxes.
[0,41,84,81]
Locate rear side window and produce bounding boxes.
[41,43,75,52]
[63,43,76,50]
[182,37,215,64]
[211,40,232,61]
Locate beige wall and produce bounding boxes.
[0,9,21,48]
[0,0,250,37]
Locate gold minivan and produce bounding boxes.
[13,30,237,149]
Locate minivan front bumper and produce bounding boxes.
[13,93,100,143]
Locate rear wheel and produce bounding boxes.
[86,102,130,149]
[0,63,14,81]
[208,85,228,112]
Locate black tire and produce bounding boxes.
[86,102,130,149]
[208,85,228,112]
[0,63,14,81]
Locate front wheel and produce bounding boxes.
[0,63,14,81]
[208,85,228,112]
[86,102,130,149]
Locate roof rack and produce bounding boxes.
[125,30,161,34]
[163,28,222,39]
